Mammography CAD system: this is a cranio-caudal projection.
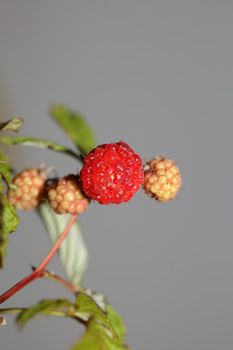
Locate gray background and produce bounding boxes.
[0,0,233,349]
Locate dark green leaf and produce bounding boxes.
[50,104,96,155]
[0,194,19,267]
[70,320,130,350]
[0,136,81,161]
[16,299,73,329]
[76,293,116,338]
[0,147,18,267]
[0,118,23,133]
[0,151,12,186]
[1,196,19,233]
[107,305,126,342]
[38,203,89,287]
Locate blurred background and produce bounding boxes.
[0,1,233,349]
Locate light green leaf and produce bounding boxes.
[50,104,96,155]
[0,136,81,161]
[0,194,19,267]
[76,293,116,337]
[70,320,130,350]
[107,305,126,342]
[38,203,89,286]
[16,298,73,329]
[84,289,107,312]
[0,118,23,133]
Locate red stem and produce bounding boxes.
[0,214,78,304]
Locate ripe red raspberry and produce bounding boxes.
[143,156,182,202]
[47,175,89,215]
[80,141,143,204]
[8,167,46,210]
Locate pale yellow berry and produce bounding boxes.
[47,175,89,215]
[143,156,182,202]
[7,167,46,210]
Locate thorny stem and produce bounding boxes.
[0,214,78,304]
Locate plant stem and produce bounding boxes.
[0,307,27,314]
[0,214,78,304]
[39,269,81,293]
[0,307,67,318]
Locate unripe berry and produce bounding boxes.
[143,156,182,202]
[80,142,144,204]
[8,167,46,210]
[47,175,89,215]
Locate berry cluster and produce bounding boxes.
[143,156,182,202]
[8,168,46,210]
[80,142,144,204]
[47,175,89,215]
[7,142,182,214]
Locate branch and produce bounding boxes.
[0,214,78,304]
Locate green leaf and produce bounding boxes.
[76,293,116,337]
[0,136,81,161]
[1,196,19,233]
[50,104,96,155]
[84,289,107,312]
[38,203,89,286]
[70,320,130,350]
[75,297,126,343]
[0,148,18,267]
[107,305,126,342]
[0,118,23,133]
[16,298,73,329]
[0,151,12,186]
[0,195,19,267]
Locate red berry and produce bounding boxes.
[143,156,182,202]
[8,167,46,210]
[80,142,143,204]
[47,175,89,215]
